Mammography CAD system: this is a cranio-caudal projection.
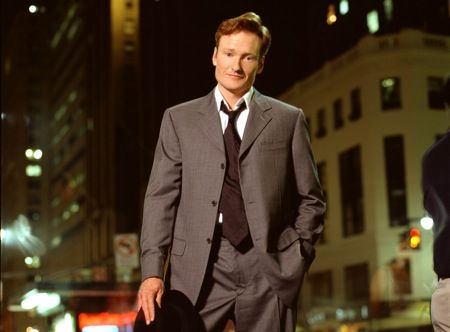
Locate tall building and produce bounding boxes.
[2,0,146,330]
[279,28,450,331]
[1,4,51,331]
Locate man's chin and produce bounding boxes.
[221,83,250,95]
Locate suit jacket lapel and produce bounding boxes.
[240,91,272,158]
[197,91,225,152]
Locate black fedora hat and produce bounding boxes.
[134,289,204,332]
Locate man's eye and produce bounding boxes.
[245,56,256,61]
[225,52,233,57]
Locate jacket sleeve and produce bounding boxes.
[292,109,326,265]
[140,109,182,280]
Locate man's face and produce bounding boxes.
[212,30,265,98]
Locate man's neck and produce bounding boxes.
[218,86,249,110]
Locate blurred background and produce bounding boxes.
[1,0,449,331]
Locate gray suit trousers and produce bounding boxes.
[431,278,450,331]
[195,231,296,332]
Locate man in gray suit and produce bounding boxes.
[138,12,326,332]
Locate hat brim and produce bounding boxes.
[134,290,204,332]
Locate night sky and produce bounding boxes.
[5,0,446,102]
[2,0,348,99]
[144,0,339,99]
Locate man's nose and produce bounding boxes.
[231,59,242,72]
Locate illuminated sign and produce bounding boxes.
[78,312,136,330]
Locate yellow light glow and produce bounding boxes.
[410,235,420,249]
[327,4,338,25]
[26,327,40,332]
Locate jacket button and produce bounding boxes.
[211,200,217,206]
[220,163,225,169]
[206,238,212,244]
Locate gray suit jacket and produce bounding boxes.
[140,89,326,307]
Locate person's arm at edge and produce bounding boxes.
[292,108,326,266]
[138,109,182,324]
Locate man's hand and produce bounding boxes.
[138,277,165,325]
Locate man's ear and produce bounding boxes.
[257,56,265,74]
[212,47,218,66]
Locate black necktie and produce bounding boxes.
[218,101,250,248]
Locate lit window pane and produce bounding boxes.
[26,165,42,177]
[339,0,349,15]
[367,10,379,34]
[380,77,402,110]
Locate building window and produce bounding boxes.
[315,108,327,138]
[380,77,401,110]
[349,88,362,121]
[339,145,364,237]
[27,179,41,190]
[317,161,327,244]
[345,263,369,303]
[333,99,344,129]
[309,270,333,306]
[384,135,407,226]
[427,77,445,110]
[367,10,380,34]
[27,195,41,205]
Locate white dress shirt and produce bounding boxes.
[214,86,253,139]
[214,86,254,223]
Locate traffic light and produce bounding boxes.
[408,227,421,249]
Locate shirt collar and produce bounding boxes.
[214,86,254,112]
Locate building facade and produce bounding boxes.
[280,29,450,331]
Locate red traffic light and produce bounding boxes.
[408,227,421,249]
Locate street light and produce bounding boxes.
[419,215,433,230]
[2,214,46,258]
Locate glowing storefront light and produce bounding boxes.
[26,327,39,332]
[7,214,47,256]
[78,312,136,331]
[37,293,61,314]
[21,290,44,310]
[0,228,10,241]
[21,290,61,312]
[53,313,75,332]
[82,327,119,332]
